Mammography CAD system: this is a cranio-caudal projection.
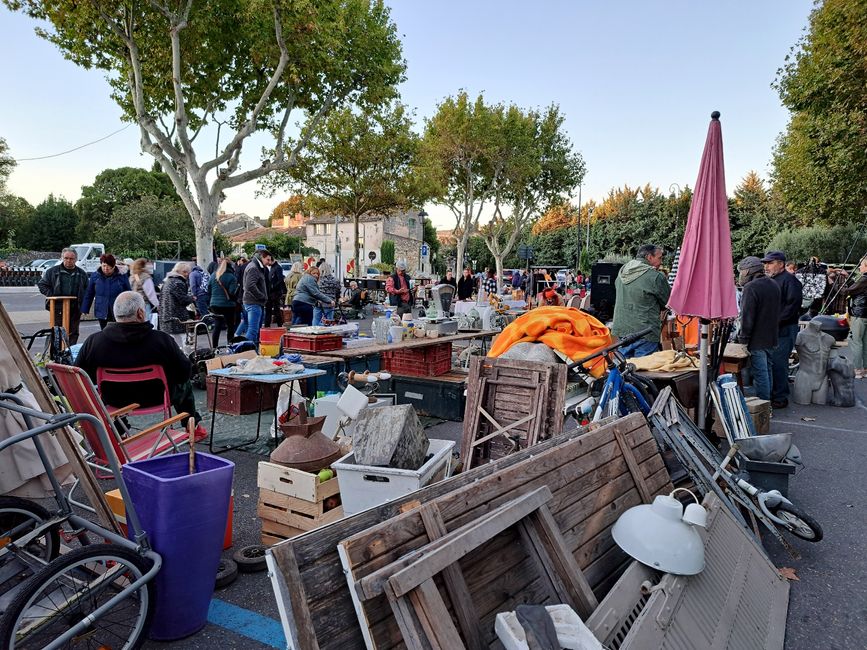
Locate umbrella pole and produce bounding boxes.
[698,319,710,429]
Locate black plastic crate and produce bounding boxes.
[737,454,796,497]
[386,374,466,421]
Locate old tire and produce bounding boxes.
[772,503,824,542]
[215,557,239,588]
[233,544,268,573]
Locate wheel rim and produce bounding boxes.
[10,553,149,650]
[776,510,816,539]
[0,507,55,560]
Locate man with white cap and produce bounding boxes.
[386,261,412,316]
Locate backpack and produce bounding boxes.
[43,326,73,365]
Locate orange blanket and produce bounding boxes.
[488,306,613,376]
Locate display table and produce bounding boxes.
[316,330,498,366]
[206,367,326,453]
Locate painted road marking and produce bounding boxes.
[207,598,286,648]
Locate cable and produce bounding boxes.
[14,124,132,161]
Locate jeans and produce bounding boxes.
[770,323,798,402]
[234,306,247,338]
[749,348,773,401]
[292,301,313,325]
[243,304,264,344]
[312,305,333,326]
[850,316,867,369]
[621,339,660,359]
[195,294,209,319]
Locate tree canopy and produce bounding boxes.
[6,0,405,263]
[94,195,196,259]
[18,195,78,251]
[771,0,867,223]
[76,166,179,238]
[262,102,431,270]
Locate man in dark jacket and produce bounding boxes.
[75,291,205,434]
[612,244,671,357]
[763,250,803,408]
[265,261,286,327]
[240,250,273,344]
[737,256,781,401]
[37,248,89,343]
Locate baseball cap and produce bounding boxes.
[761,251,786,263]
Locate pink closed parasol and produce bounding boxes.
[668,111,738,428]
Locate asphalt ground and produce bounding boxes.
[3,286,866,648]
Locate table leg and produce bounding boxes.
[61,300,71,335]
[48,302,57,328]
[209,375,264,454]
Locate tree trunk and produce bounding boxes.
[193,197,217,267]
[494,255,504,295]
[353,215,360,278]
[456,236,467,275]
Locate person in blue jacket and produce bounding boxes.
[81,254,131,330]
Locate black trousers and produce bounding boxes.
[209,305,237,347]
[51,301,82,344]
[264,298,284,327]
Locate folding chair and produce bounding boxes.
[46,363,205,487]
[97,365,172,422]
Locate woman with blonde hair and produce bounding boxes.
[208,258,239,346]
[130,258,159,320]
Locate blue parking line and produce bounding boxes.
[207,598,286,648]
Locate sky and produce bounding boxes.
[0,1,814,230]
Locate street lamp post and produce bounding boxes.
[418,209,429,274]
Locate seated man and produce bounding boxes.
[75,291,205,435]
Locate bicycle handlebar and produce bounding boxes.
[566,326,654,371]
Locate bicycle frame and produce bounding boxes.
[0,393,162,649]
[593,366,652,422]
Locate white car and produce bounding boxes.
[35,259,60,272]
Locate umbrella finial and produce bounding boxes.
[711,111,721,120]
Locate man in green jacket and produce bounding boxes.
[612,244,671,358]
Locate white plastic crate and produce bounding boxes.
[331,439,455,515]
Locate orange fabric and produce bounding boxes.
[488,306,613,377]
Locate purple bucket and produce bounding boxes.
[122,452,234,640]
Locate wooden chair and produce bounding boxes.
[46,363,204,477]
[97,365,172,422]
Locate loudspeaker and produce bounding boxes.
[590,262,622,320]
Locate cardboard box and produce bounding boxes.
[744,397,771,434]
[204,350,256,373]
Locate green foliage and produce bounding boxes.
[18,195,77,251]
[75,167,179,239]
[268,195,311,226]
[768,224,867,265]
[422,217,440,263]
[464,236,495,272]
[241,232,314,259]
[0,195,35,248]
[380,239,395,265]
[0,137,14,195]
[213,230,234,257]
[371,262,392,273]
[93,196,195,258]
[772,0,867,223]
[263,102,432,269]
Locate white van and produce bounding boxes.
[69,243,105,274]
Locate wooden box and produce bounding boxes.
[257,461,343,545]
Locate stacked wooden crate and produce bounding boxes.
[257,461,344,545]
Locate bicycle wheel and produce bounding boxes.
[771,503,824,542]
[0,496,60,562]
[0,544,155,649]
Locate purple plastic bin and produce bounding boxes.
[122,452,234,641]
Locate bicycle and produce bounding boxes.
[565,327,660,422]
[0,393,161,648]
[649,388,822,552]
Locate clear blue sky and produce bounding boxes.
[1,1,813,229]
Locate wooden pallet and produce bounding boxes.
[460,356,567,469]
[269,414,671,650]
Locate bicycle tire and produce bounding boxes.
[628,372,659,400]
[771,502,824,542]
[0,496,60,562]
[0,544,155,649]
[619,388,645,416]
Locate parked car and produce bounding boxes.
[801,313,849,342]
[365,267,382,279]
[29,259,46,269]
[36,259,60,272]
[279,261,292,273]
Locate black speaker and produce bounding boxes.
[590,262,622,320]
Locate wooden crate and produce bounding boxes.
[257,461,344,545]
[258,461,341,503]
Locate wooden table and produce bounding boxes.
[635,369,700,410]
[318,330,499,362]
[46,296,77,333]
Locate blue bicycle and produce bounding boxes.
[566,327,659,422]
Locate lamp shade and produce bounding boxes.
[612,495,705,575]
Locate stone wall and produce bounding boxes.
[0,251,61,266]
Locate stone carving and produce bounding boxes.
[827,355,855,407]
[792,320,834,405]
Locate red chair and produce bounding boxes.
[46,363,205,476]
[97,365,172,421]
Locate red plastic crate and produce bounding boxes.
[283,333,343,352]
[382,342,453,377]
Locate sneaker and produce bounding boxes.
[771,399,788,409]
[194,423,208,440]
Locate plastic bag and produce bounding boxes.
[269,382,306,439]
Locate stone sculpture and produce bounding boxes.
[792,320,834,405]
[827,355,856,407]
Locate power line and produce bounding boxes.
[14,124,132,161]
